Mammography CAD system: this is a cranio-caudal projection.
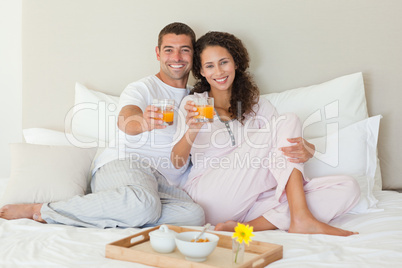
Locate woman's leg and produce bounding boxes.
[285,169,358,235]
[216,170,359,236]
[215,216,277,232]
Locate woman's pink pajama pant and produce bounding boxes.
[183,113,360,230]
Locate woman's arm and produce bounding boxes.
[171,128,199,168]
[171,100,204,169]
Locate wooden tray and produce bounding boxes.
[106,225,282,268]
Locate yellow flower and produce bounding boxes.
[232,223,255,245]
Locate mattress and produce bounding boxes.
[1,176,401,268]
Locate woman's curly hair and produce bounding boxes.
[191,31,259,124]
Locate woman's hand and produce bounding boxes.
[184,100,205,130]
[280,137,315,163]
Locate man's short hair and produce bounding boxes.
[158,22,196,49]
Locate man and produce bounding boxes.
[0,22,205,228]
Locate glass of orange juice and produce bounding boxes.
[194,97,214,123]
[153,99,175,126]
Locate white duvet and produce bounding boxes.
[1,177,401,268]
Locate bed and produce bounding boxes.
[2,1,402,267]
[1,184,402,267]
[2,72,402,267]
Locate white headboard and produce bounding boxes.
[21,0,402,190]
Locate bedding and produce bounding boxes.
[1,72,401,267]
[0,175,401,267]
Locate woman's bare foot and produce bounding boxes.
[0,203,45,223]
[215,220,238,231]
[288,216,358,236]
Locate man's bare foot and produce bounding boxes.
[0,204,45,223]
[215,220,238,231]
[288,216,358,236]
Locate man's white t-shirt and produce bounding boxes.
[92,75,190,186]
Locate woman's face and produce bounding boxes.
[200,45,236,93]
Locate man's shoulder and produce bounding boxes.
[123,76,190,102]
[121,76,161,96]
[127,75,185,91]
[126,75,156,88]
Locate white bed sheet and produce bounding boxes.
[1,177,401,268]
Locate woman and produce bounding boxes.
[171,31,360,235]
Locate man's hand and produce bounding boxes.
[118,105,166,135]
[142,105,167,131]
[280,137,315,163]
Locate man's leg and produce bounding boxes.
[150,169,205,227]
[40,159,162,228]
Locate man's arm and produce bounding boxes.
[117,105,165,135]
[280,137,315,163]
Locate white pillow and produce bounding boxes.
[262,72,382,190]
[23,127,105,176]
[66,83,120,146]
[23,128,96,148]
[0,143,97,206]
[262,72,368,139]
[304,115,382,213]
[0,178,8,202]
[373,156,382,191]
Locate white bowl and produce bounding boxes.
[175,231,219,262]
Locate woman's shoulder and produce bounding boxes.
[180,91,210,105]
[182,94,194,101]
[257,96,272,105]
[255,96,274,111]
[180,95,195,107]
[249,96,277,118]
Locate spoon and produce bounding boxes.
[193,223,211,242]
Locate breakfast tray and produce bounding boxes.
[106,225,283,268]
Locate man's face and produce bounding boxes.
[156,34,193,86]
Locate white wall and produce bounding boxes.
[20,0,402,189]
[2,0,402,189]
[0,0,22,177]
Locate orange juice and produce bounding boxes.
[153,99,175,126]
[163,111,174,125]
[195,105,214,122]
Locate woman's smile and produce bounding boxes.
[214,76,228,84]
